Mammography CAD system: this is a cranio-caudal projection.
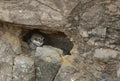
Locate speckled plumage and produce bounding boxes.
[29,34,44,50]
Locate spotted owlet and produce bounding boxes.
[29,34,44,50]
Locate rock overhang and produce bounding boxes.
[0,0,79,27]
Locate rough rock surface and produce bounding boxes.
[13,55,35,81]
[35,46,62,81]
[0,39,14,81]
[0,0,79,27]
[54,55,81,81]
[94,48,120,60]
[0,0,120,81]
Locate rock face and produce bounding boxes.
[54,55,81,81]
[0,0,79,27]
[0,39,14,81]
[94,48,119,60]
[0,0,120,81]
[35,46,62,81]
[13,55,35,81]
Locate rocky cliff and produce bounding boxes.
[0,0,120,81]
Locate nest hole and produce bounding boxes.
[22,29,73,55]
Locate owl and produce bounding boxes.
[29,34,44,50]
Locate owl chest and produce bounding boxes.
[29,42,38,50]
[29,38,44,50]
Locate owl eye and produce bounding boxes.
[39,39,42,41]
[39,39,43,42]
[34,38,38,41]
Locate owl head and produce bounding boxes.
[30,34,44,46]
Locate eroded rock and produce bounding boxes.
[35,45,63,63]
[13,55,35,81]
[117,68,120,78]
[0,39,14,81]
[35,45,63,81]
[0,26,22,54]
[0,0,120,81]
[0,0,79,27]
[54,55,81,81]
[94,48,119,61]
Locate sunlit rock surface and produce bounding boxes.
[0,39,14,81]
[0,0,120,81]
[35,45,63,81]
[0,0,79,27]
[13,55,35,81]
